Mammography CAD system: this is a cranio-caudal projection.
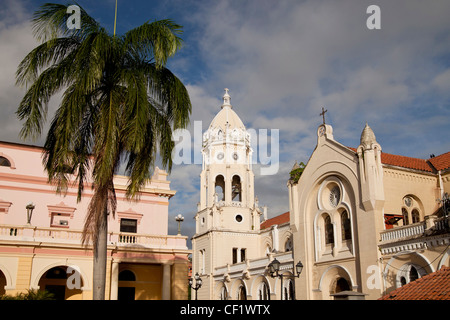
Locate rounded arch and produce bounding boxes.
[317,265,356,294]
[249,275,272,300]
[31,261,89,291]
[282,231,294,252]
[214,281,230,300]
[230,279,248,300]
[261,236,273,256]
[383,250,434,290]
[438,247,450,270]
[36,265,85,300]
[0,264,14,292]
[0,153,16,169]
[214,174,226,202]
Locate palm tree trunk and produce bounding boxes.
[93,205,108,300]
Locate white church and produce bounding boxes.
[191,89,450,300]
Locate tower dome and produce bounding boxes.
[208,89,246,132]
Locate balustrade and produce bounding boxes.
[0,224,186,249]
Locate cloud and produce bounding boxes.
[2,0,450,245]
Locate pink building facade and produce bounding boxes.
[0,141,190,300]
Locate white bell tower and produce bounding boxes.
[192,89,264,299]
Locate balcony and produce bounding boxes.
[0,224,188,250]
[379,215,450,255]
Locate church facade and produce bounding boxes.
[192,89,450,300]
[290,121,450,300]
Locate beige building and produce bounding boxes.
[290,121,450,300]
[192,90,449,300]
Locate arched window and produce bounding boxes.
[285,237,293,252]
[341,210,351,241]
[400,277,407,286]
[238,285,247,300]
[409,266,419,282]
[231,175,242,202]
[284,279,295,300]
[402,208,409,225]
[0,156,11,167]
[258,281,269,300]
[324,214,334,245]
[411,209,420,224]
[215,175,225,201]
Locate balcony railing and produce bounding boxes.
[379,215,450,254]
[380,222,425,242]
[0,224,187,250]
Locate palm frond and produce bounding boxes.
[123,19,183,68]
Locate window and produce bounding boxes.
[240,248,246,262]
[120,219,137,233]
[238,285,247,300]
[0,156,11,167]
[341,210,351,240]
[285,237,293,252]
[232,248,246,264]
[409,266,419,282]
[232,248,238,264]
[402,208,409,225]
[258,282,269,300]
[411,209,420,224]
[324,214,334,245]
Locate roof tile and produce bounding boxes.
[379,266,450,300]
[260,212,290,230]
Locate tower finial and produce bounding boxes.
[222,88,232,108]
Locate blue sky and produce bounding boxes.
[1,0,450,243]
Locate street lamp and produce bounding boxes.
[175,214,184,235]
[26,202,35,225]
[189,272,202,300]
[268,258,303,300]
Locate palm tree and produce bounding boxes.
[15,3,191,300]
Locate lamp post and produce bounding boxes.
[26,202,35,225]
[268,258,303,300]
[189,272,202,300]
[175,214,184,235]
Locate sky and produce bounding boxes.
[1,0,449,247]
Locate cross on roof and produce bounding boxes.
[320,107,328,124]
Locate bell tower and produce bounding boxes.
[192,89,264,299]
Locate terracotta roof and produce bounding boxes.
[346,147,450,173]
[260,212,290,230]
[379,266,450,300]
[428,152,450,171]
[380,152,433,172]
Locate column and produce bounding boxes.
[110,261,119,300]
[162,263,172,300]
